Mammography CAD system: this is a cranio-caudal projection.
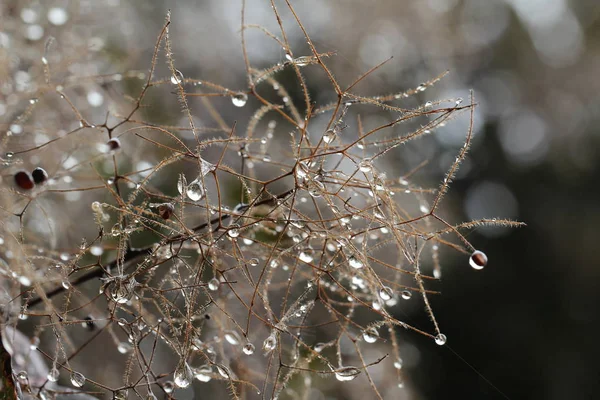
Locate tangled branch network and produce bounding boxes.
[0,2,523,399]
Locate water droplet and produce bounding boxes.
[117,342,132,354]
[293,56,311,66]
[186,179,205,201]
[41,56,48,65]
[362,327,378,343]
[61,280,71,290]
[263,333,277,353]
[378,286,393,301]
[393,358,403,369]
[207,277,219,291]
[358,160,372,173]
[323,129,336,144]
[170,70,184,85]
[174,361,193,388]
[243,342,255,355]
[163,381,174,393]
[248,258,259,266]
[70,371,85,387]
[224,330,241,345]
[469,250,487,270]
[334,366,361,381]
[435,333,447,346]
[348,255,363,269]
[227,225,240,238]
[47,367,59,382]
[109,279,134,304]
[299,250,314,263]
[191,365,211,383]
[231,93,248,107]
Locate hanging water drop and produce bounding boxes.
[348,255,363,269]
[243,342,255,355]
[194,365,212,382]
[378,286,393,301]
[231,92,248,107]
[70,371,86,387]
[435,333,447,345]
[186,178,205,201]
[401,290,412,300]
[47,367,59,382]
[323,129,335,144]
[293,56,311,66]
[362,327,378,343]
[358,160,372,173]
[207,277,219,291]
[469,250,487,270]
[334,366,361,382]
[299,250,314,263]
[227,224,240,238]
[163,381,174,393]
[170,70,184,85]
[263,333,277,353]
[174,361,193,388]
[393,358,403,369]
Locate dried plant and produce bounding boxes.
[0,1,523,399]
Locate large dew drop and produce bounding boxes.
[378,286,393,301]
[170,70,184,85]
[243,342,255,355]
[186,179,205,201]
[70,371,85,387]
[348,255,363,269]
[362,327,379,344]
[263,333,277,353]
[469,250,488,270]
[231,92,248,107]
[47,367,59,382]
[174,361,193,388]
[207,277,219,291]
[194,365,212,382]
[435,333,447,346]
[334,366,361,382]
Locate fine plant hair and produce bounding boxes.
[0,2,524,400]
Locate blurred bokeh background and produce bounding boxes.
[2,0,600,399]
